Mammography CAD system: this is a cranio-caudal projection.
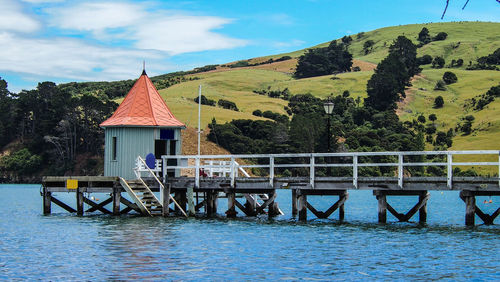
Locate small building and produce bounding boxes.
[100,70,185,180]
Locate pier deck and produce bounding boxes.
[42,150,500,226]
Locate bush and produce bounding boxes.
[418,115,426,123]
[252,109,262,117]
[363,40,375,55]
[194,95,216,106]
[352,66,361,72]
[218,99,239,111]
[417,55,433,65]
[442,71,458,84]
[434,96,444,108]
[434,80,447,91]
[433,32,448,41]
[428,113,437,122]
[432,56,445,68]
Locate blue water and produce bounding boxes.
[1,184,500,280]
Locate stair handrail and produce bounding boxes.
[119,177,152,217]
[136,156,188,217]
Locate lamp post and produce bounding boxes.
[323,97,334,175]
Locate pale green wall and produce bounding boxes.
[103,127,182,180]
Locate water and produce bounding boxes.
[1,184,500,280]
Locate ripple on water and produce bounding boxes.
[1,185,500,280]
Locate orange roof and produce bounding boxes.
[100,71,185,128]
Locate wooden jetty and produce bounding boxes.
[42,150,500,226]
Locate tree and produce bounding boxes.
[364,36,419,112]
[252,109,262,117]
[429,113,437,123]
[417,55,433,65]
[434,80,447,91]
[341,35,353,45]
[418,115,426,123]
[418,27,431,45]
[294,41,353,78]
[434,96,444,108]
[442,71,458,84]
[432,56,445,68]
[363,40,375,55]
[433,32,448,41]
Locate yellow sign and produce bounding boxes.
[66,179,78,189]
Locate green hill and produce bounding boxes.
[156,22,500,157]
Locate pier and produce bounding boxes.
[42,150,500,226]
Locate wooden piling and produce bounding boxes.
[76,188,84,216]
[377,193,387,223]
[268,191,277,219]
[43,187,51,215]
[419,192,428,223]
[162,183,171,217]
[298,193,307,221]
[464,194,476,226]
[226,192,237,218]
[112,186,121,215]
[291,189,298,217]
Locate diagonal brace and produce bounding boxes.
[86,197,113,213]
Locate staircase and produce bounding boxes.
[120,178,163,216]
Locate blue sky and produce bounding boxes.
[1,0,499,92]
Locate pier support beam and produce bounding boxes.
[162,184,171,217]
[206,190,218,216]
[112,186,121,215]
[460,190,500,226]
[374,190,430,224]
[76,187,84,216]
[43,187,51,215]
[296,190,348,221]
[226,192,237,218]
[298,193,308,221]
[291,189,298,217]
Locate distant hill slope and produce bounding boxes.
[156,22,500,153]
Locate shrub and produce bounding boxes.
[352,66,361,72]
[434,80,447,91]
[252,109,262,117]
[434,96,444,108]
[194,95,216,106]
[442,71,458,84]
[432,56,445,68]
[417,115,426,123]
[428,113,437,122]
[218,99,239,111]
[363,40,375,55]
[417,55,433,65]
[433,32,448,41]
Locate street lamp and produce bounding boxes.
[323,98,334,175]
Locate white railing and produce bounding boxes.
[135,158,162,177]
[159,151,500,189]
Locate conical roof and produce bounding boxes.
[100,71,185,128]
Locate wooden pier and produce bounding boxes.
[42,150,500,226]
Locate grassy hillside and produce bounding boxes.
[123,22,500,156]
[261,22,500,67]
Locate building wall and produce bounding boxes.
[103,127,182,180]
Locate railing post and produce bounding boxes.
[447,153,453,189]
[230,157,235,188]
[353,155,358,189]
[195,157,200,189]
[498,152,500,188]
[398,154,404,189]
[269,156,274,187]
[310,154,315,189]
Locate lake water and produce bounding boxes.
[1,184,499,280]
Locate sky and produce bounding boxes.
[1,0,499,93]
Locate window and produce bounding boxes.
[112,137,117,161]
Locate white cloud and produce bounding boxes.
[0,32,164,82]
[0,0,40,33]
[47,1,247,55]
